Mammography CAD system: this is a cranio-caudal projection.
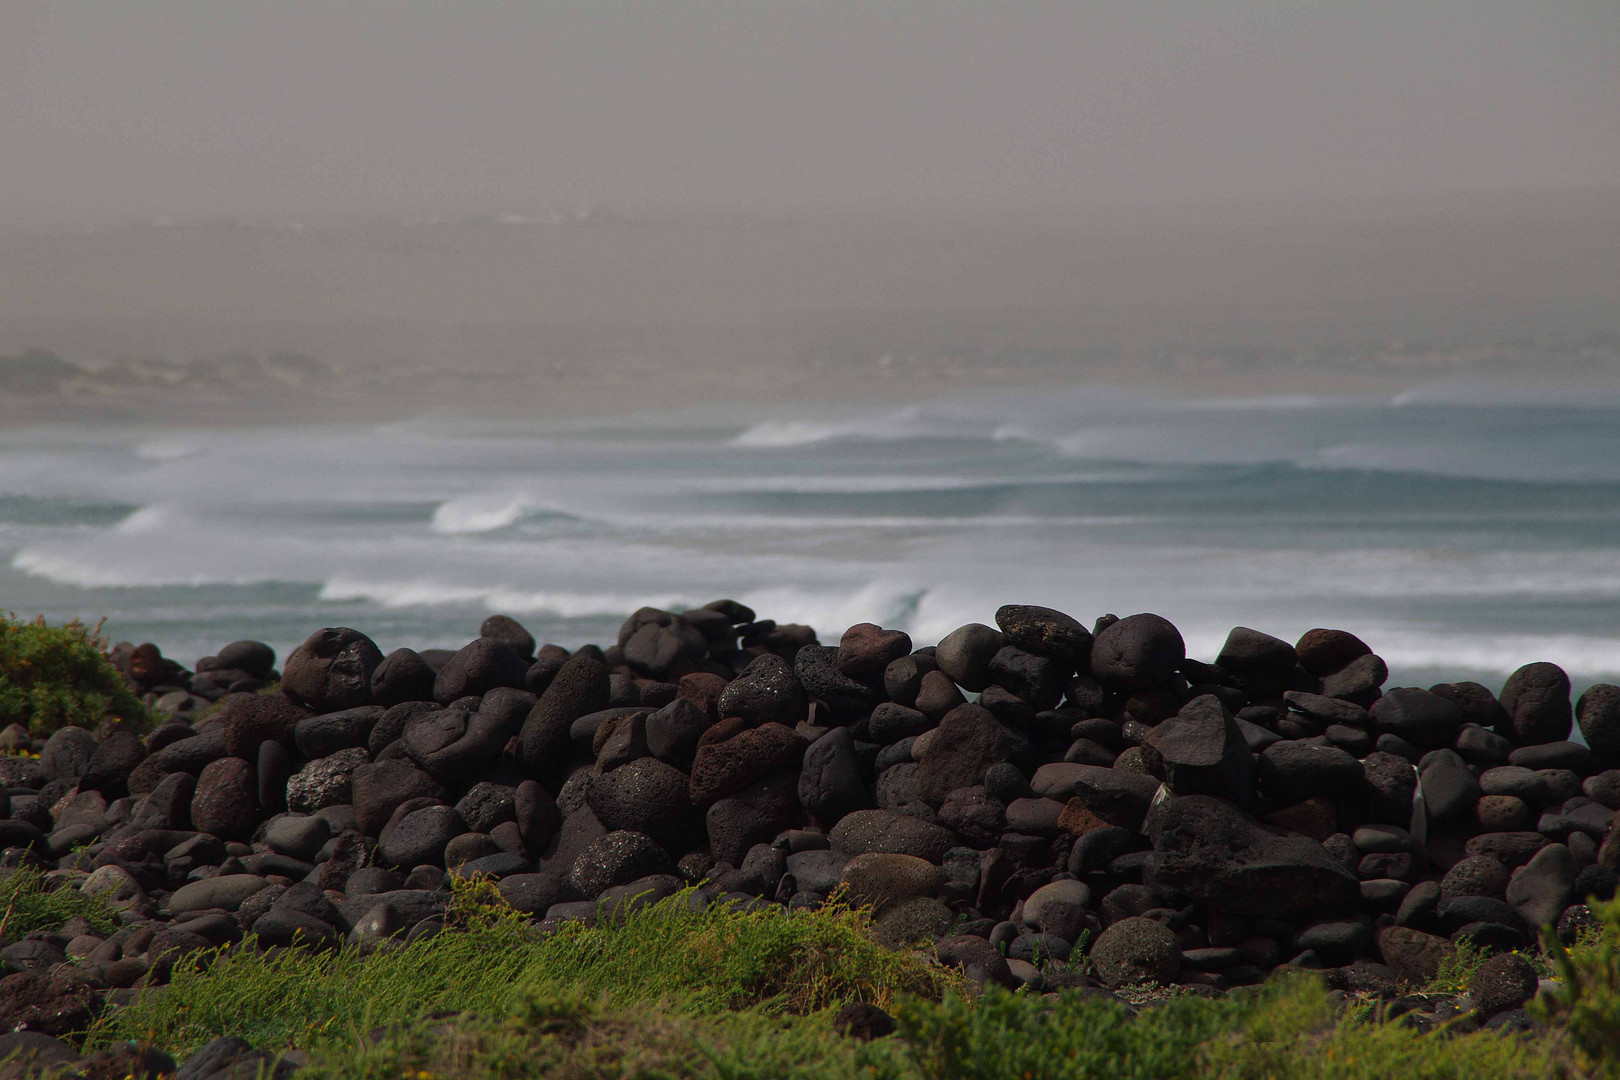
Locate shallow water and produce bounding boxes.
[3,379,1618,697]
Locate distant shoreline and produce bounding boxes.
[4,356,1614,430]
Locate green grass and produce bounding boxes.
[0,866,123,942]
[1537,896,1620,1078]
[85,882,962,1057]
[70,887,1620,1080]
[0,613,151,736]
[300,991,909,1080]
[1419,936,1552,996]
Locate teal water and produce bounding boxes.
[2,379,1617,697]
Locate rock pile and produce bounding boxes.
[3,604,1619,1026]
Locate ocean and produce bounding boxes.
[3,379,1618,697]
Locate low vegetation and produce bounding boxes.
[0,877,1580,1080]
[5,854,1620,1078]
[0,613,150,736]
[0,866,123,941]
[84,880,961,1056]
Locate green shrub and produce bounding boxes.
[1537,896,1620,1078]
[0,866,122,943]
[0,613,150,736]
[86,888,960,1056]
[76,886,1620,1080]
[300,990,909,1080]
[1420,937,1550,996]
[896,983,1242,1080]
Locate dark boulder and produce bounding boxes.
[837,623,913,679]
[1283,691,1371,729]
[1090,614,1184,691]
[1505,842,1574,929]
[1216,626,1302,696]
[1441,855,1510,900]
[1320,653,1388,706]
[913,670,968,720]
[1508,741,1595,774]
[352,759,447,836]
[645,697,710,770]
[1089,917,1181,986]
[1375,925,1451,984]
[40,726,97,782]
[882,655,932,708]
[995,604,1093,668]
[1419,749,1481,823]
[1294,628,1372,679]
[367,700,437,756]
[515,779,561,852]
[294,706,382,759]
[1576,684,1620,759]
[480,614,536,659]
[1144,695,1254,803]
[497,872,566,916]
[622,621,701,681]
[282,627,383,713]
[406,688,533,779]
[378,804,465,869]
[868,702,933,745]
[716,653,807,727]
[937,785,1006,848]
[934,623,1006,692]
[1472,953,1539,1017]
[456,781,517,834]
[986,646,1067,711]
[78,730,148,797]
[1031,763,1163,831]
[585,757,692,844]
[1145,794,1359,918]
[798,726,872,827]
[567,830,672,897]
[1431,682,1511,731]
[829,809,956,863]
[190,757,259,841]
[833,1002,897,1041]
[795,645,878,722]
[516,654,611,772]
[220,692,310,759]
[1499,663,1573,745]
[935,934,1018,989]
[915,704,1009,800]
[706,770,800,866]
[1258,740,1363,805]
[1370,688,1464,751]
[689,722,806,806]
[286,746,367,812]
[433,638,529,702]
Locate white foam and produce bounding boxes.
[319,575,695,617]
[9,545,280,589]
[678,471,1149,495]
[736,581,930,635]
[1363,628,1620,682]
[731,420,868,448]
[430,494,532,535]
[1391,379,1620,409]
[113,505,176,535]
[728,406,953,448]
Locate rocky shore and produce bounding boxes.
[3,603,1619,1071]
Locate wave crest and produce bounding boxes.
[430,494,532,534]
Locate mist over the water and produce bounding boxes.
[1,3,1617,694]
[4,384,1620,700]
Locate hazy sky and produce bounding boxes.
[2,1,1616,223]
